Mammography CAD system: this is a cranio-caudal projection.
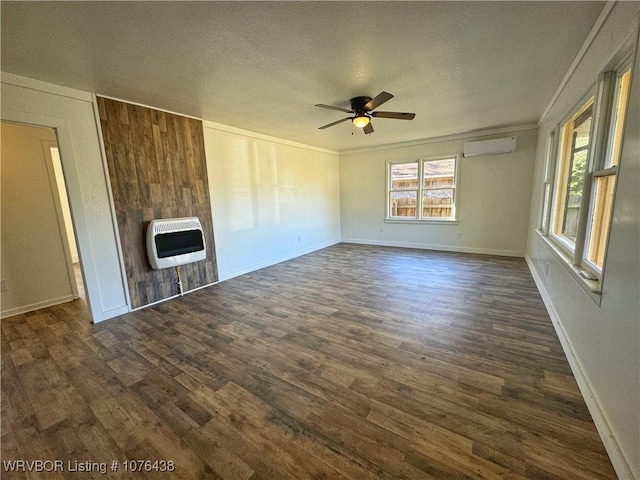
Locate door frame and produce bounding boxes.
[1,108,129,322]
[41,139,81,300]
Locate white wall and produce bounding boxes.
[1,123,76,316]
[340,127,538,257]
[1,73,341,320]
[1,74,130,322]
[525,4,640,478]
[204,123,341,280]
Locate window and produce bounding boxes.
[388,157,457,221]
[551,98,594,250]
[539,129,557,233]
[389,162,419,218]
[543,59,632,288]
[584,66,632,272]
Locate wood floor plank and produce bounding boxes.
[1,244,618,479]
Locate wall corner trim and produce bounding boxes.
[339,124,537,156]
[91,94,132,312]
[92,94,339,156]
[203,121,339,156]
[538,1,618,125]
[524,255,636,480]
[1,72,93,102]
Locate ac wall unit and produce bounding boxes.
[463,136,516,158]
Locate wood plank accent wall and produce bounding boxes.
[97,97,217,309]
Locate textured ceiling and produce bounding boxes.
[1,1,604,152]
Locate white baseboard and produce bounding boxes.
[341,238,524,258]
[1,294,76,319]
[129,281,219,313]
[217,238,341,282]
[525,256,635,480]
[127,239,341,314]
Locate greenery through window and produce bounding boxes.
[552,99,593,248]
[545,59,633,284]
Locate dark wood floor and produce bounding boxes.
[1,244,616,479]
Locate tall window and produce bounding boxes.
[540,130,557,233]
[389,162,419,218]
[544,60,632,283]
[584,67,632,272]
[388,157,457,221]
[551,98,594,250]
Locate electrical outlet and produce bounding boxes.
[545,263,550,277]
[456,232,462,240]
[297,235,301,243]
[0,279,7,292]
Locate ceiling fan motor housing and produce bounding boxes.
[350,96,372,114]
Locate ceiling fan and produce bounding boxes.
[315,91,415,134]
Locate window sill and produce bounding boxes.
[536,229,602,305]
[385,218,458,225]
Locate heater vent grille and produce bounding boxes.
[147,217,206,270]
[152,219,202,234]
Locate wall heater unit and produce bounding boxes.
[463,136,516,158]
[146,217,206,270]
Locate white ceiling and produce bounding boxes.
[1,1,604,152]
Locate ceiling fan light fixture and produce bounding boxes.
[352,114,370,129]
[316,92,414,134]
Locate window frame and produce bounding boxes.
[539,128,558,234]
[385,155,459,224]
[540,54,633,298]
[582,63,632,274]
[548,92,596,256]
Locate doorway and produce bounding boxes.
[47,143,85,300]
[0,122,86,317]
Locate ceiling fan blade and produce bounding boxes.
[318,117,352,129]
[364,91,394,111]
[315,104,354,114]
[371,111,416,120]
[363,122,374,135]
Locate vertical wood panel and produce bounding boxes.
[97,97,217,309]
